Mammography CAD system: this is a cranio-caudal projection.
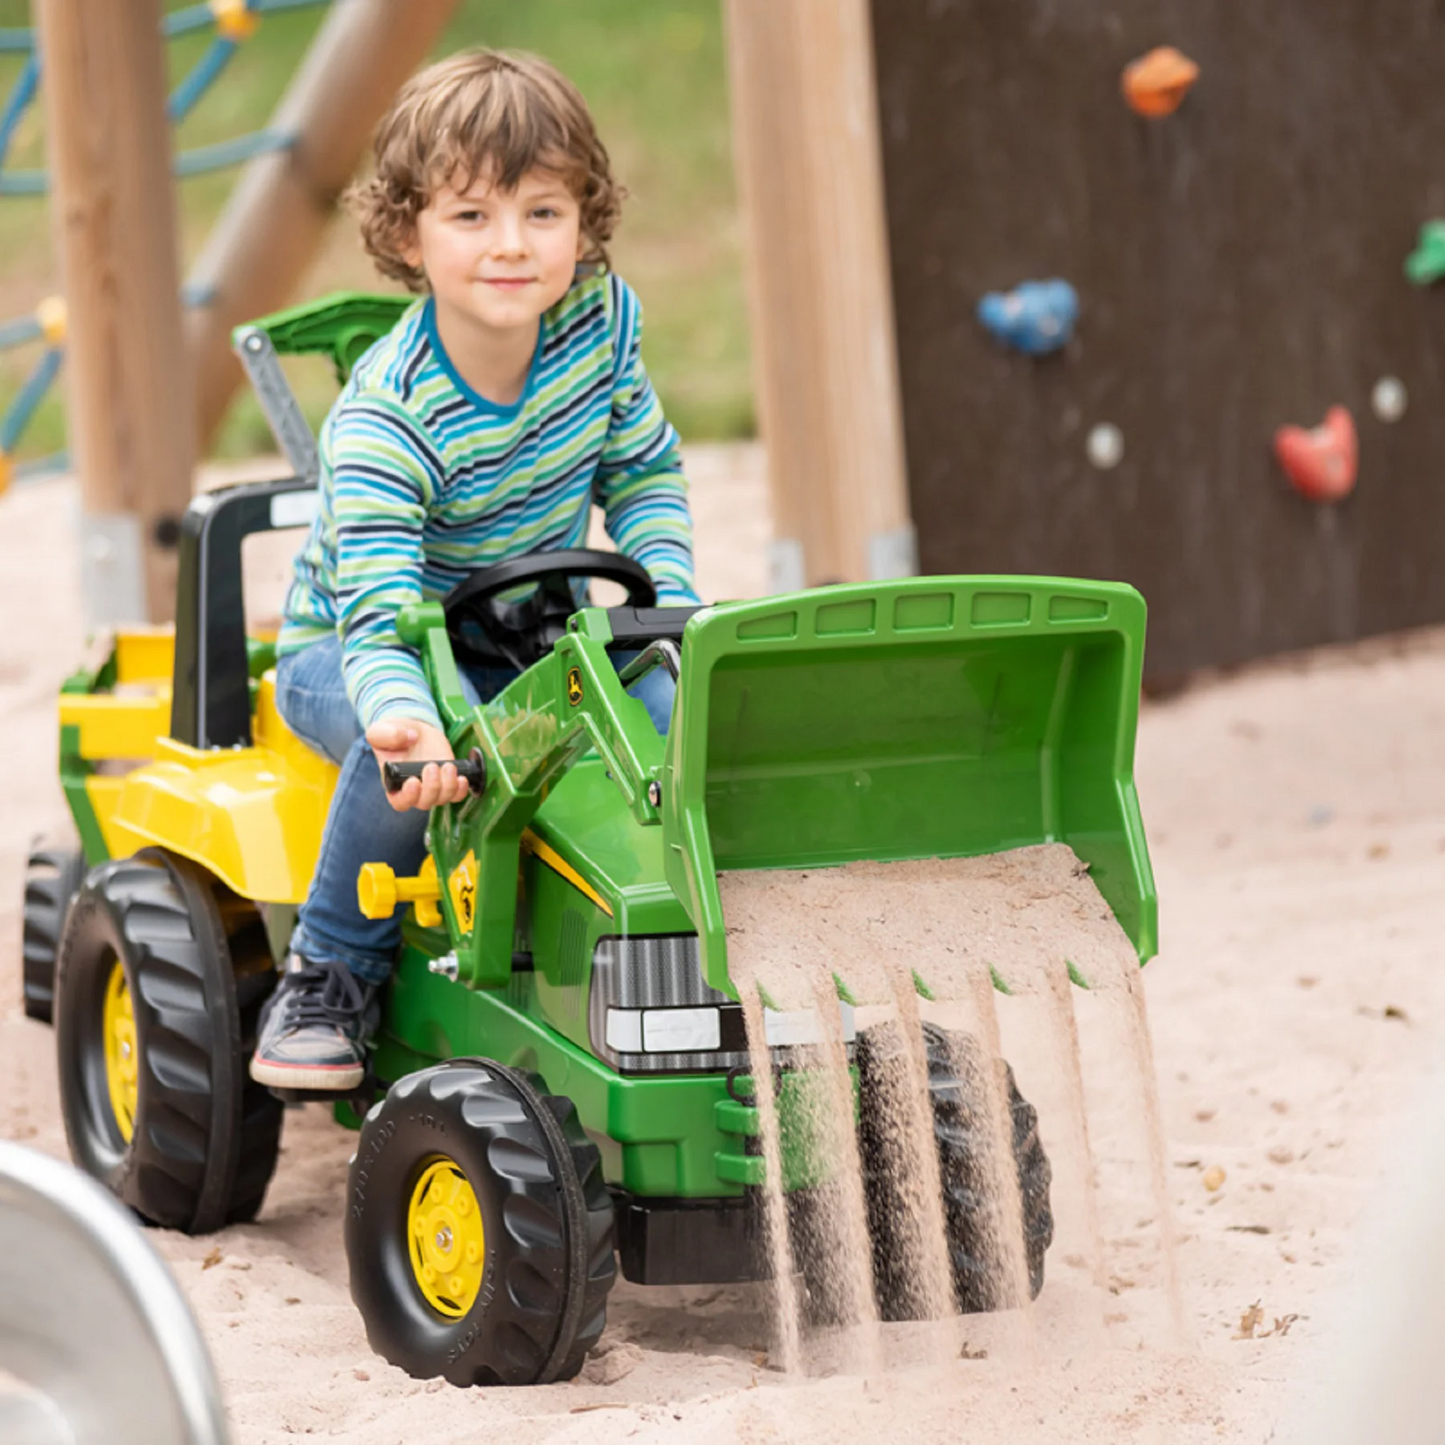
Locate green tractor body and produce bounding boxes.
[26,294,1156,1382]
[378,574,1155,1216]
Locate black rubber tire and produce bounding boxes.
[787,1180,866,1327]
[346,1059,616,1387]
[21,842,86,1024]
[858,1021,1053,1318]
[54,850,284,1233]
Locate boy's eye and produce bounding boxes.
[455,209,483,222]
[531,207,558,220]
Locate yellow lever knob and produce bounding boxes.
[358,859,443,926]
[357,864,399,920]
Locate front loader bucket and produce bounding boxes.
[660,577,1156,997]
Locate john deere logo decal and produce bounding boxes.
[566,667,583,706]
[448,850,478,933]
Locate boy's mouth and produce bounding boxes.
[483,277,534,290]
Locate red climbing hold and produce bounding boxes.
[1273,406,1358,503]
[1121,47,1200,118]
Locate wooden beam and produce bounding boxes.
[185,0,459,453]
[723,0,913,588]
[36,0,195,625]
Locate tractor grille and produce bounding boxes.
[588,934,749,1075]
[587,934,857,1076]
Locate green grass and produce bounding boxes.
[0,0,752,466]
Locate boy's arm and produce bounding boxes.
[331,394,446,733]
[594,278,702,606]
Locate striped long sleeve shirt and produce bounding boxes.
[276,272,700,731]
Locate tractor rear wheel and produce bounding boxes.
[346,1059,616,1386]
[21,840,86,1023]
[858,1021,1053,1318]
[54,850,283,1233]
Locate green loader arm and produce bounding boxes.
[397,603,668,988]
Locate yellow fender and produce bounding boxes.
[104,680,337,904]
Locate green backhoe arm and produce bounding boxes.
[240,292,413,382]
[231,291,414,483]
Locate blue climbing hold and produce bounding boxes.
[976,279,1079,356]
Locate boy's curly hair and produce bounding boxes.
[348,48,624,292]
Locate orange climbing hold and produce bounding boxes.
[1273,406,1358,504]
[210,0,261,43]
[1121,47,1200,118]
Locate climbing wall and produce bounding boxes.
[870,0,1445,681]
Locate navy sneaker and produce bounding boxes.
[249,954,377,1091]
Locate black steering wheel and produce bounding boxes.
[442,548,657,671]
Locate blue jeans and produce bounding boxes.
[275,635,673,985]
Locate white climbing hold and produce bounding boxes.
[1086,423,1125,470]
[1371,376,1407,424]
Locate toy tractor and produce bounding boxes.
[21,297,1156,1387]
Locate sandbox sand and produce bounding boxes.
[723,842,1200,1368]
[4,448,1445,1441]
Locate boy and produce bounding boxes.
[250,49,700,1091]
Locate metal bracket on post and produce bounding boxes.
[867,524,918,581]
[80,512,147,628]
[767,537,807,595]
[232,326,320,483]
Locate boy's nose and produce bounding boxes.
[491,213,528,256]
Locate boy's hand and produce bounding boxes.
[365,718,471,812]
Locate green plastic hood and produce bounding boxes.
[659,577,1156,997]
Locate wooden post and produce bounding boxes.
[724,0,913,589]
[36,0,195,625]
[185,0,459,453]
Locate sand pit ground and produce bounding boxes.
[2,446,1443,1442]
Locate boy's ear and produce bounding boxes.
[398,221,424,274]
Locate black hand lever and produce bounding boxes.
[382,748,487,796]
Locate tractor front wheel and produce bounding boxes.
[346,1060,616,1386]
[859,1021,1053,1318]
[54,851,283,1233]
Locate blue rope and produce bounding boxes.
[0,314,42,351]
[0,346,62,454]
[0,0,328,460]
[168,34,239,123]
[0,54,38,171]
[0,0,332,193]
[162,5,224,39]
[165,0,327,35]
[0,126,298,194]
[0,282,212,356]
[0,281,217,468]
[0,169,43,197]
[5,2,325,52]
[173,126,296,175]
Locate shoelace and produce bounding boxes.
[279,958,370,1030]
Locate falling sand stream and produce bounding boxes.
[719,843,1185,1372]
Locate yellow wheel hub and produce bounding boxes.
[407,1157,485,1318]
[102,960,138,1144]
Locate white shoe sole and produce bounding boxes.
[249,1056,364,1091]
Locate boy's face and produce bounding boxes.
[403,164,586,334]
